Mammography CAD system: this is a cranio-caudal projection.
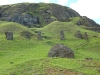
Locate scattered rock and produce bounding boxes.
[48,44,74,58]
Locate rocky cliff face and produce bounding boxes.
[77,16,99,27]
[0,3,80,27]
[0,3,99,28]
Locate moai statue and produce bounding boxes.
[37,31,42,40]
[84,32,88,40]
[5,32,13,40]
[21,31,31,40]
[60,30,65,40]
[25,33,30,40]
[25,31,31,40]
[76,31,83,39]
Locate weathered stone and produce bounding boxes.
[60,30,65,40]
[48,44,74,58]
[21,31,31,40]
[76,16,99,27]
[50,4,80,21]
[5,32,13,40]
[0,3,81,27]
[6,14,40,27]
[37,31,42,40]
[75,31,83,39]
[83,32,88,40]
[0,3,99,29]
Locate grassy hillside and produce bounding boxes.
[0,21,100,75]
[0,21,34,34]
[0,21,36,40]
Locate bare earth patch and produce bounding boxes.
[46,67,83,75]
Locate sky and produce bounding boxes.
[0,0,100,24]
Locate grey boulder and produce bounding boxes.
[48,44,74,58]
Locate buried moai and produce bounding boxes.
[75,31,83,39]
[83,32,88,40]
[21,31,31,40]
[75,31,89,41]
[60,30,65,40]
[37,31,42,40]
[5,32,13,40]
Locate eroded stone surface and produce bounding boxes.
[48,44,74,58]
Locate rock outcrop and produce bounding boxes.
[0,3,80,27]
[0,3,99,28]
[77,16,99,27]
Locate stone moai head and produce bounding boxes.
[5,32,13,40]
[37,31,42,40]
[21,31,31,40]
[76,30,83,39]
[60,30,65,40]
[84,32,88,40]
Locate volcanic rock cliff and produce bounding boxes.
[0,3,99,28]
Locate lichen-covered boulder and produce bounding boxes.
[48,44,74,58]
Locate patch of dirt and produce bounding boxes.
[46,67,83,75]
[98,70,100,73]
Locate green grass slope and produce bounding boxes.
[0,21,36,40]
[0,21,100,75]
[0,21,34,34]
[33,21,99,39]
